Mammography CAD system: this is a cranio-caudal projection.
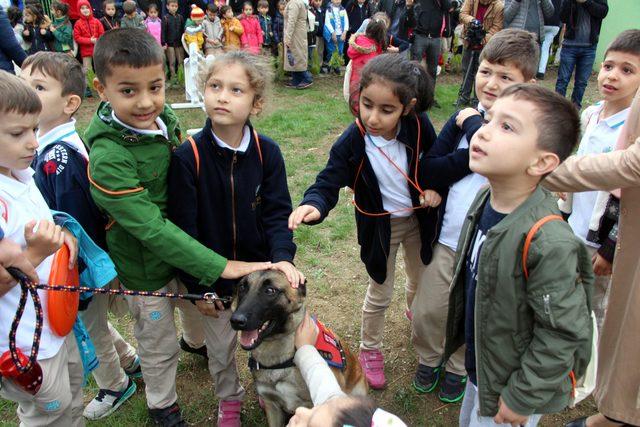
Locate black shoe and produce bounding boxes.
[179,336,208,359]
[320,65,330,74]
[412,364,441,394]
[284,81,297,88]
[565,417,587,427]
[437,372,467,403]
[536,72,545,80]
[296,81,313,89]
[148,403,187,427]
[333,67,341,75]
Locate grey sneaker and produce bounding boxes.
[83,377,137,420]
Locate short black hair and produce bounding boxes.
[332,396,377,427]
[500,84,580,162]
[605,29,640,59]
[0,70,42,116]
[220,4,233,15]
[122,0,137,14]
[52,2,69,15]
[206,3,218,13]
[22,52,85,99]
[93,28,165,82]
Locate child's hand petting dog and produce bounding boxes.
[221,260,272,279]
[455,107,481,128]
[271,261,306,288]
[195,298,225,318]
[288,205,321,231]
[295,312,319,349]
[420,190,442,208]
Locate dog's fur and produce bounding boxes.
[231,270,368,426]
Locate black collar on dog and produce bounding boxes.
[248,356,296,371]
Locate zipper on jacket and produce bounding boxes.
[230,153,238,260]
[543,294,557,328]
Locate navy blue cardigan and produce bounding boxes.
[301,112,438,284]
[168,119,296,297]
[0,6,27,73]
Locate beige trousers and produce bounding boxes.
[125,279,203,409]
[585,245,611,333]
[201,309,245,401]
[411,243,466,375]
[361,215,425,350]
[0,335,84,427]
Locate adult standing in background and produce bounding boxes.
[504,0,554,45]
[284,0,313,89]
[0,5,27,73]
[545,90,640,427]
[535,0,561,79]
[554,0,608,109]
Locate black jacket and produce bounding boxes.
[346,0,370,33]
[300,113,438,284]
[559,0,608,46]
[387,0,415,40]
[168,120,296,297]
[0,6,26,73]
[162,12,184,46]
[412,0,451,37]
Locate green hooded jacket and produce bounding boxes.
[443,185,594,417]
[51,17,73,52]
[85,102,227,291]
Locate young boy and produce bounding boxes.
[100,0,121,31]
[220,5,243,50]
[257,0,273,55]
[20,51,141,421]
[559,29,640,333]
[119,0,144,29]
[410,28,539,404]
[0,70,83,427]
[162,0,185,84]
[50,2,74,54]
[323,0,349,74]
[444,84,593,427]
[86,28,279,425]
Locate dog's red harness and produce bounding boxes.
[314,318,346,370]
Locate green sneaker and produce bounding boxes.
[438,372,467,403]
[412,364,440,394]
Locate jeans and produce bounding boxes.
[291,70,313,85]
[457,47,481,105]
[555,44,597,109]
[412,34,441,92]
[538,25,560,74]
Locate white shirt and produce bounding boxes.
[568,103,628,248]
[0,169,65,360]
[364,131,413,218]
[37,119,89,160]
[112,112,168,139]
[439,105,488,251]
[331,6,343,35]
[212,126,251,152]
[294,345,346,405]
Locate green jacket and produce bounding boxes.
[85,102,227,291]
[51,17,73,52]
[443,185,594,417]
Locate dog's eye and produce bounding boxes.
[265,287,278,296]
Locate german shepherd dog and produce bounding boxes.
[230,270,368,426]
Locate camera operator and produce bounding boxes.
[454,0,503,108]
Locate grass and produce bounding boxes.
[0,68,601,426]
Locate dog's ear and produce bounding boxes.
[298,279,307,298]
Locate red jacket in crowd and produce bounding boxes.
[62,0,81,21]
[73,0,104,57]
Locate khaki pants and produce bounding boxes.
[166,46,185,77]
[411,243,466,375]
[201,309,245,401]
[361,215,424,350]
[0,335,84,427]
[585,246,611,333]
[80,282,137,391]
[125,279,203,409]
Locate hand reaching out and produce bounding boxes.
[288,205,321,230]
[294,311,318,349]
[271,261,305,288]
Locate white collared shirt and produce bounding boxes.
[0,169,65,360]
[568,103,629,247]
[212,126,251,152]
[112,112,168,139]
[37,119,89,160]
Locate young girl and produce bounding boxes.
[272,0,285,50]
[100,0,120,31]
[220,5,243,50]
[203,3,223,56]
[289,54,440,390]
[238,2,262,54]
[144,3,162,46]
[22,4,53,54]
[346,17,387,108]
[73,0,104,97]
[167,51,304,426]
[50,2,74,54]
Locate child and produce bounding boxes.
[289,54,439,390]
[272,0,285,52]
[119,0,144,29]
[410,28,539,404]
[168,50,304,427]
[144,3,162,45]
[220,5,243,51]
[559,29,640,332]
[0,70,83,427]
[346,17,386,108]
[239,2,262,54]
[309,0,327,71]
[256,0,273,55]
[288,312,407,427]
[184,5,205,53]
[203,3,223,56]
[345,0,370,60]
[87,28,282,425]
[49,2,74,54]
[22,3,53,54]
[162,0,185,84]
[20,51,140,420]
[323,0,348,74]
[73,0,105,97]
[100,0,120,31]
[444,84,593,427]
[7,6,28,52]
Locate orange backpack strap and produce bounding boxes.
[354,118,366,137]
[252,128,263,165]
[187,136,200,177]
[522,214,564,280]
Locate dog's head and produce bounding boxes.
[230,270,306,351]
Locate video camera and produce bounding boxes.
[466,19,486,50]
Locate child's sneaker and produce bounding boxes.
[404,308,413,321]
[179,335,208,359]
[412,364,440,394]
[148,402,187,427]
[124,355,142,379]
[218,400,242,427]
[358,349,386,389]
[83,377,137,420]
[437,372,467,403]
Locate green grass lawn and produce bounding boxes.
[0,69,600,426]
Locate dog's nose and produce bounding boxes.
[230,313,248,329]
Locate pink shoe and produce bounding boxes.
[218,400,241,427]
[358,349,386,389]
[405,308,413,321]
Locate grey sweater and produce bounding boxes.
[504,0,555,42]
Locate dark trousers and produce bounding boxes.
[411,34,441,93]
[457,47,481,105]
[555,44,597,109]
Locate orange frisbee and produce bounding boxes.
[47,245,79,337]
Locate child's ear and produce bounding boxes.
[528,151,560,177]
[64,94,82,116]
[251,97,264,116]
[93,77,108,102]
[403,97,417,116]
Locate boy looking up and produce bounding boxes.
[411,28,539,404]
[445,84,593,426]
[86,28,282,425]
